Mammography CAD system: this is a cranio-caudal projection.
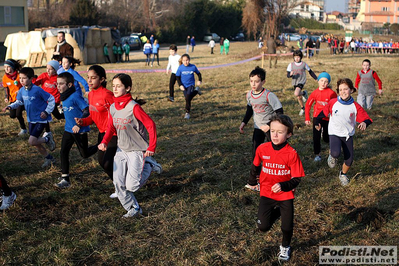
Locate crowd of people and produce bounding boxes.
[0,31,386,262]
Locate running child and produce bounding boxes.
[166,44,181,102]
[57,56,90,98]
[314,78,372,186]
[0,174,17,210]
[354,59,383,110]
[249,114,304,262]
[55,72,98,189]
[304,72,337,162]
[239,66,283,191]
[75,65,117,197]
[286,50,318,116]
[176,54,202,119]
[34,60,64,135]
[2,67,56,168]
[2,59,27,136]
[98,73,162,218]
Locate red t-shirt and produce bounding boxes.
[34,73,60,103]
[305,87,337,122]
[81,86,114,133]
[253,142,305,201]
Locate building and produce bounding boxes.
[348,0,361,18]
[357,0,399,24]
[0,0,29,43]
[289,0,325,21]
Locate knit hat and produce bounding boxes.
[47,60,59,71]
[317,72,331,84]
[4,59,16,70]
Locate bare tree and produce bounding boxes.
[242,0,264,40]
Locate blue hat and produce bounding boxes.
[317,72,331,84]
[47,60,59,71]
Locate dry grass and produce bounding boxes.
[0,40,398,265]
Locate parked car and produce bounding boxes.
[120,35,141,50]
[231,32,245,41]
[203,33,220,42]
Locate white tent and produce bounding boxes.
[4,31,46,67]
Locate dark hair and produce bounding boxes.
[88,65,107,87]
[58,72,75,84]
[181,54,190,61]
[362,59,371,66]
[293,50,303,59]
[103,43,107,47]
[270,114,294,136]
[62,56,81,69]
[19,67,35,79]
[336,78,356,94]
[4,59,22,72]
[58,31,65,37]
[169,44,177,51]
[112,73,146,105]
[249,66,266,81]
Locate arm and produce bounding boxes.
[44,94,55,115]
[133,104,157,154]
[240,104,253,133]
[176,75,182,87]
[279,178,301,192]
[99,112,116,148]
[308,69,318,80]
[372,71,383,92]
[4,87,9,103]
[248,164,259,186]
[304,94,315,124]
[286,71,292,78]
[74,73,90,92]
[354,72,361,89]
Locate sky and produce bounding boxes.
[324,0,346,13]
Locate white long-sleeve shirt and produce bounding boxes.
[166,54,181,74]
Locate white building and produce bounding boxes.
[289,0,325,21]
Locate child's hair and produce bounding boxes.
[181,54,190,60]
[104,43,107,47]
[52,54,62,62]
[249,66,266,81]
[112,73,146,105]
[270,114,294,136]
[293,50,303,59]
[58,72,75,85]
[19,67,35,79]
[4,59,22,72]
[336,78,356,93]
[362,59,371,65]
[169,44,177,51]
[88,65,107,87]
[154,39,158,44]
[62,56,81,69]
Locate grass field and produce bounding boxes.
[0,40,398,265]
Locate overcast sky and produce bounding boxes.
[324,0,346,13]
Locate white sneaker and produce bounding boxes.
[278,245,291,261]
[42,157,55,168]
[109,192,118,199]
[55,178,70,189]
[123,207,142,218]
[18,129,27,136]
[299,109,305,116]
[184,113,190,119]
[245,183,260,192]
[302,90,308,102]
[339,172,350,186]
[327,154,338,168]
[314,155,322,162]
[0,192,17,210]
[45,132,56,151]
[145,156,162,174]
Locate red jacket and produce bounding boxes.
[34,73,60,103]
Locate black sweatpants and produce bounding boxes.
[312,118,329,155]
[252,128,271,175]
[9,105,26,130]
[96,132,117,180]
[169,73,177,98]
[257,197,294,247]
[60,131,98,175]
[183,86,198,113]
[0,174,12,196]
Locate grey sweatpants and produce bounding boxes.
[113,148,152,211]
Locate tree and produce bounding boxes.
[242,0,264,40]
[69,0,100,26]
[390,23,399,35]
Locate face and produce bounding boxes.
[182,56,190,66]
[112,78,130,97]
[62,58,71,70]
[318,78,329,90]
[57,33,65,42]
[57,77,72,93]
[169,49,176,56]
[362,61,370,72]
[19,73,32,87]
[338,83,352,101]
[4,65,14,74]
[294,56,301,63]
[270,121,291,145]
[46,65,56,76]
[87,70,104,90]
[249,75,265,93]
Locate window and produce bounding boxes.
[0,6,25,26]
[306,5,309,12]
[382,7,388,11]
[301,5,304,10]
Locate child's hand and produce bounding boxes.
[72,125,80,133]
[305,120,312,126]
[4,98,8,104]
[75,118,83,126]
[84,91,89,98]
[271,183,281,193]
[379,89,383,96]
[179,85,185,91]
[239,122,246,134]
[98,143,107,151]
[40,111,48,119]
[315,123,321,131]
[2,106,9,112]
[197,81,202,86]
[260,124,270,133]
[290,71,293,77]
[358,122,367,131]
[144,150,154,157]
